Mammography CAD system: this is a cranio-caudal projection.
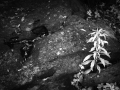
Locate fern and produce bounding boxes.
[80,28,111,74]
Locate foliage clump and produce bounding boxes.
[72,28,111,89]
[97,82,120,90]
[80,28,111,74]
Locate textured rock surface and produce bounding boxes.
[0,0,120,90]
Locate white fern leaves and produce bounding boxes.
[83,54,92,62]
[80,28,111,74]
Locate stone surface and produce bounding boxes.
[0,0,120,90]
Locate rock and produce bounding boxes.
[0,49,23,90]
[17,15,120,90]
[0,0,120,90]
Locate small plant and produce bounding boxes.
[97,82,120,90]
[71,28,111,89]
[71,70,84,89]
[80,28,111,74]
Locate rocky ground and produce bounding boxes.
[0,0,120,90]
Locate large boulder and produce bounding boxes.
[0,0,120,90]
[17,15,120,90]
